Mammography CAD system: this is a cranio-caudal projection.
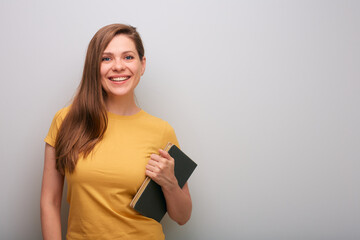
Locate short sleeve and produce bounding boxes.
[44,107,69,147]
[162,121,180,149]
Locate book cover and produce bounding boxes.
[130,143,197,222]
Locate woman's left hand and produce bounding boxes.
[145,149,178,191]
[146,148,192,225]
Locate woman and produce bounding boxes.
[40,24,192,240]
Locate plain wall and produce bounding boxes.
[0,0,359,239]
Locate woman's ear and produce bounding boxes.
[141,56,146,76]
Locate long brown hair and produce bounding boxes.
[55,24,145,174]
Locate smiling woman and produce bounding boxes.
[100,34,146,113]
[40,24,192,240]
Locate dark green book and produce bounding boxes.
[130,143,197,222]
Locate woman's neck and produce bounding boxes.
[105,94,140,116]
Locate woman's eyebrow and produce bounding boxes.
[102,50,136,55]
[122,51,136,54]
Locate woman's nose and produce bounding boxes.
[112,58,124,71]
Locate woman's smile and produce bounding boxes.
[108,75,131,84]
[110,76,130,82]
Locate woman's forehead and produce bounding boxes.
[104,35,136,53]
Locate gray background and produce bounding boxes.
[1,0,359,239]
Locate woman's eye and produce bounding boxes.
[102,57,111,61]
[125,55,134,60]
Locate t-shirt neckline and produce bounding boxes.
[107,109,145,120]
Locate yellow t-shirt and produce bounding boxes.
[45,107,179,240]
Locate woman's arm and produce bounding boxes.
[40,143,64,240]
[146,149,192,225]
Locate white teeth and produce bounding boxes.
[111,77,129,81]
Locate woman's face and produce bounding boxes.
[100,34,146,99]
